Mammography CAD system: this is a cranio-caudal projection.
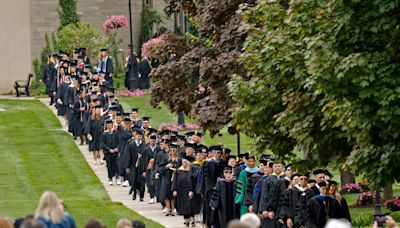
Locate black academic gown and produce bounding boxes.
[134,141,147,198]
[125,55,139,90]
[259,174,286,228]
[202,159,226,226]
[84,118,103,151]
[191,162,204,215]
[71,98,86,137]
[56,81,70,116]
[143,145,160,195]
[279,186,315,228]
[306,195,338,228]
[210,178,237,228]
[158,157,182,202]
[116,126,132,176]
[101,131,119,179]
[65,85,76,132]
[138,58,151,89]
[124,140,145,196]
[173,169,194,216]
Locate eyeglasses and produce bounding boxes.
[224,171,233,174]
[300,178,308,181]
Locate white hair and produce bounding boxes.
[325,219,352,228]
[240,213,261,228]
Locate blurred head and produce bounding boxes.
[141,120,149,129]
[169,147,178,156]
[131,220,145,228]
[247,157,256,168]
[228,157,237,167]
[319,183,327,196]
[116,218,132,228]
[131,111,138,119]
[328,182,337,195]
[182,159,191,168]
[0,217,13,228]
[272,163,283,174]
[84,219,105,228]
[196,152,206,162]
[134,133,142,141]
[291,174,300,186]
[299,174,309,188]
[186,147,194,157]
[224,168,234,180]
[315,173,326,184]
[240,213,261,228]
[213,149,222,160]
[20,218,45,228]
[35,191,64,224]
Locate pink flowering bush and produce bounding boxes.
[141,37,164,58]
[356,191,382,206]
[341,183,362,194]
[103,15,128,35]
[158,123,200,131]
[385,197,400,212]
[115,89,145,97]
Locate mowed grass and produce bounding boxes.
[0,99,162,228]
[119,96,253,152]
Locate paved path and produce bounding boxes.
[37,98,186,228]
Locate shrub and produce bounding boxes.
[341,183,362,194]
[385,198,400,212]
[356,191,376,206]
[56,23,106,62]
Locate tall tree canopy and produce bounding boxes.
[230,0,400,187]
[150,0,255,135]
[58,0,80,30]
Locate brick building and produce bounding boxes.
[0,0,172,94]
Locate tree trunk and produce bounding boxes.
[383,182,393,201]
[340,171,355,187]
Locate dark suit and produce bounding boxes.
[125,55,139,90]
[99,57,113,86]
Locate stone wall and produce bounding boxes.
[0,0,172,94]
[0,0,32,94]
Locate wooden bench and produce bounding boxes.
[14,74,33,97]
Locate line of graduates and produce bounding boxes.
[41,48,351,228]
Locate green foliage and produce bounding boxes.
[58,0,80,30]
[51,32,58,50]
[139,2,163,56]
[56,23,106,62]
[31,59,46,96]
[230,0,400,187]
[106,33,124,79]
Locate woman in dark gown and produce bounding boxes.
[173,159,195,227]
[72,89,87,144]
[84,105,104,165]
[158,143,181,216]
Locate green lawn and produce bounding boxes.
[119,96,253,153]
[0,99,162,228]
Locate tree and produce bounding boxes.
[56,23,106,62]
[230,0,400,188]
[58,0,80,30]
[149,0,255,135]
[139,1,162,56]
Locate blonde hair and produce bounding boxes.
[116,218,132,228]
[0,217,13,228]
[35,191,64,224]
[181,159,191,168]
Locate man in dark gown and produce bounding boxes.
[210,166,237,228]
[201,145,226,227]
[125,44,139,91]
[310,169,327,196]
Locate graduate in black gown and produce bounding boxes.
[201,145,226,227]
[143,134,161,203]
[153,138,170,205]
[84,105,104,164]
[71,86,87,144]
[279,173,314,228]
[138,56,151,89]
[117,115,133,187]
[191,148,207,222]
[159,143,182,216]
[259,160,286,228]
[327,180,351,222]
[56,73,71,117]
[173,159,195,227]
[133,129,147,201]
[101,119,119,185]
[41,54,58,105]
[306,181,338,228]
[210,166,237,228]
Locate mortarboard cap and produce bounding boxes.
[325,170,334,179]
[223,147,231,154]
[131,108,139,113]
[327,180,338,186]
[318,181,327,187]
[100,48,108,52]
[147,128,158,135]
[94,104,102,109]
[227,155,237,161]
[142,116,151,121]
[194,131,202,137]
[224,166,234,172]
[116,112,122,117]
[105,119,113,124]
[185,131,194,137]
[149,135,157,140]
[159,130,171,136]
[291,173,300,180]
[185,143,195,148]
[176,135,185,141]
[313,169,327,176]
[209,145,223,151]
[169,143,179,149]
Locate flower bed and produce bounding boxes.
[356,191,376,206]
[158,123,200,131]
[385,198,400,212]
[115,89,145,97]
[341,183,362,194]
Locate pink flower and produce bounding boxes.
[141,37,164,58]
[103,15,128,35]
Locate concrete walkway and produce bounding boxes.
[37,98,186,228]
